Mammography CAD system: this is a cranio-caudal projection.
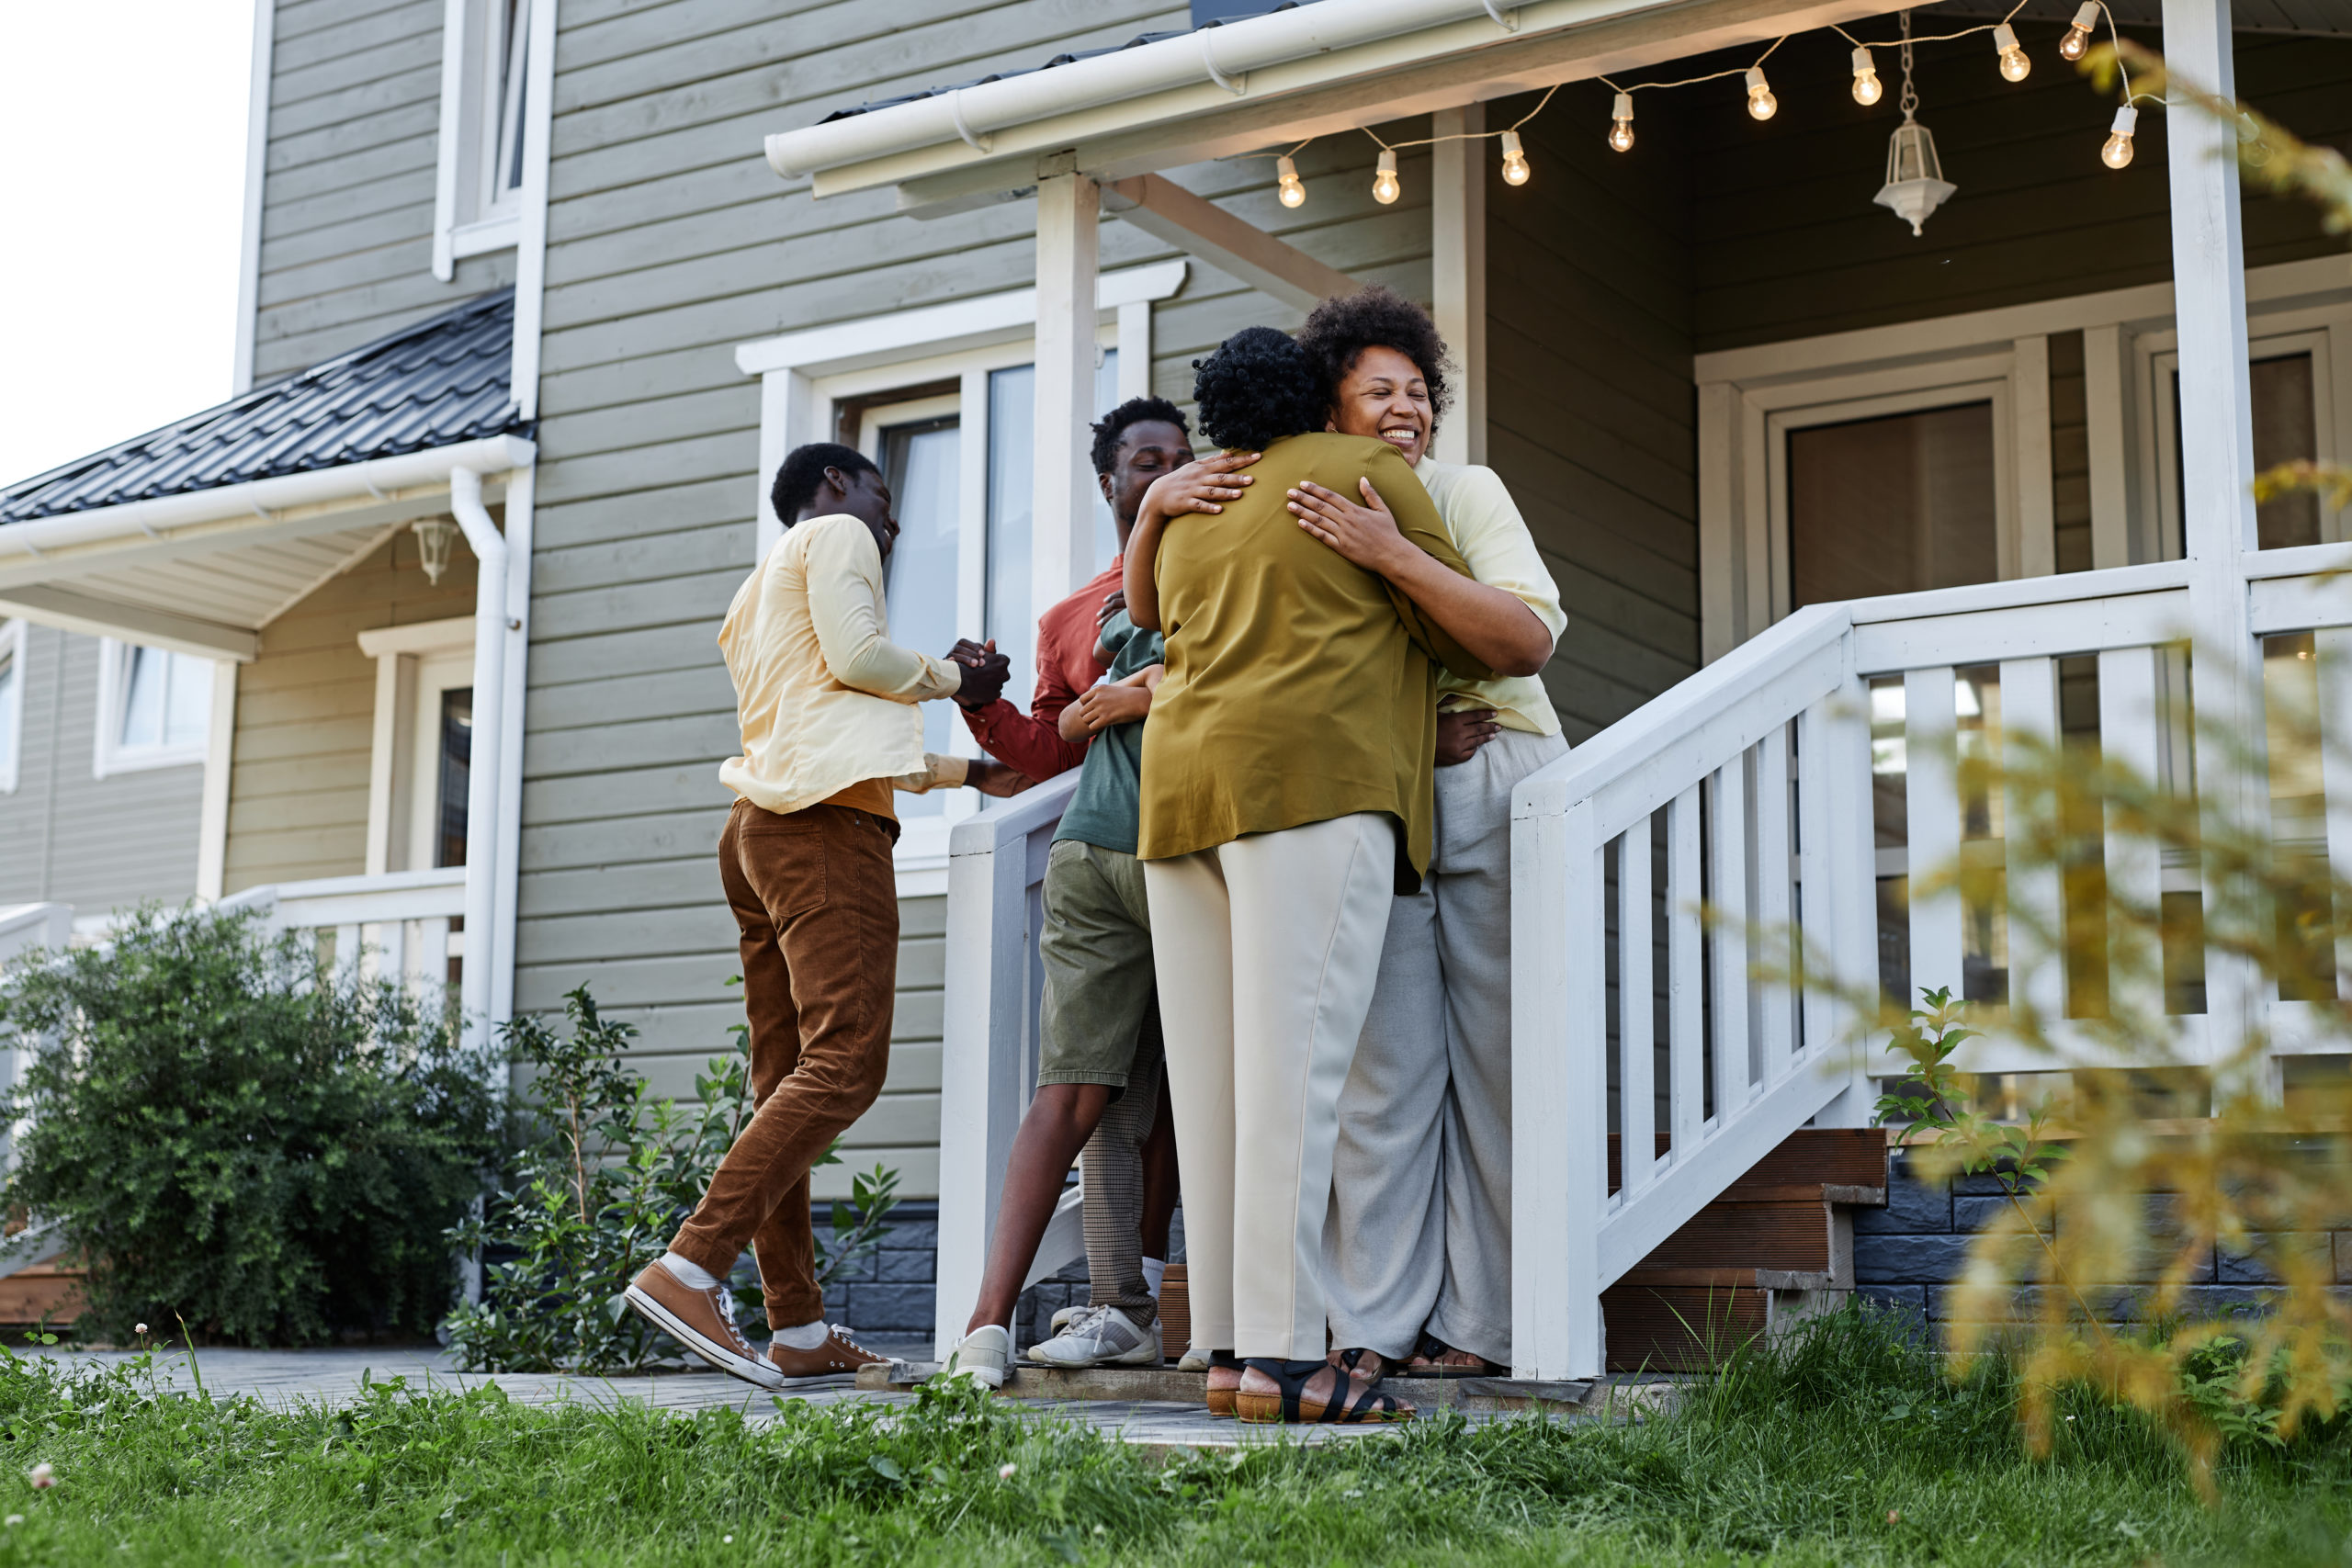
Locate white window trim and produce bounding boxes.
[1694,254,2352,663]
[430,0,533,281]
[0,618,25,795]
[358,616,478,876]
[92,640,213,779]
[735,261,1184,896]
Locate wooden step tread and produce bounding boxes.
[1617,1267,1836,1291]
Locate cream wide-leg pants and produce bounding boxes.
[1323,727,1568,1368]
[1142,812,1396,1359]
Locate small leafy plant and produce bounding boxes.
[441,983,898,1374]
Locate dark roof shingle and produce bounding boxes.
[1,288,526,526]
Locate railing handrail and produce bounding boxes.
[948,771,1080,857]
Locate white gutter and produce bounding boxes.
[765,0,1523,178]
[447,466,509,1059]
[0,434,537,562]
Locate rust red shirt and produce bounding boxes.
[959,559,1124,781]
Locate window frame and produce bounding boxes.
[431,0,537,276]
[92,639,214,779]
[2139,318,2348,557]
[0,618,24,795]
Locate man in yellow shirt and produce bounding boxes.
[626,442,1025,1390]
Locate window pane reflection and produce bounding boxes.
[883,416,961,819]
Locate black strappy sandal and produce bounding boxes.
[1234,1358,1413,1425]
[1203,1350,1244,1418]
[1331,1347,1388,1386]
[1405,1331,1501,1377]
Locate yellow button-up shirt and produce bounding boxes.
[1416,456,1566,738]
[718,513,967,817]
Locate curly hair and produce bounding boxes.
[1089,396,1191,477]
[1295,285,1453,427]
[770,442,877,525]
[1190,326,1325,451]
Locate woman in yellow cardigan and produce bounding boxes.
[1121,326,1488,1424]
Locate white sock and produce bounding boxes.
[660,1253,722,1292]
[771,1318,830,1351]
[1142,1258,1166,1298]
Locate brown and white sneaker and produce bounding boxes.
[766,1324,887,1382]
[622,1261,783,1390]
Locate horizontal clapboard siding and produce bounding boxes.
[517,0,1201,1200]
[224,530,480,892]
[0,627,203,914]
[255,0,514,383]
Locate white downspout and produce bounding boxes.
[447,467,507,1055]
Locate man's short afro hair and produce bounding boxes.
[770,442,878,526]
[1191,326,1325,452]
[1089,397,1191,477]
[1295,285,1453,428]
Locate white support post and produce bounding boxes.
[2164,0,2268,1073]
[1904,668,1964,1010]
[2000,657,2067,1026]
[1430,104,1487,467]
[196,658,238,901]
[1032,170,1101,626]
[1820,661,1883,1125]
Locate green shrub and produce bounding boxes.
[442,983,898,1375]
[0,904,502,1346]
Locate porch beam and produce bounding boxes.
[1101,174,1361,315]
[2162,0,2267,1075]
[0,584,258,662]
[1033,170,1102,614]
[1430,104,1487,466]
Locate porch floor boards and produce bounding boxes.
[30,1348,1609,1450]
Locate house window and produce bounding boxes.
[1786,401,2000,607]
[433,0,537,271]
[94,641,212,777]
[874,406,962,820]
[435,687,472,868]
[0,620,22,794]
[2154,345,2334,552]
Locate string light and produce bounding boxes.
[1608,91,1634,152]
[1992,23,2030,82]
[1744,65,1778,121]
[2101,105,2137,168]
[1372,149,1400,204]
[1499,129,1531,184]
[1850,46,1883,107]
[2058,1,2099,61]
[1276,153,1306,208]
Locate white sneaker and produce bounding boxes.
[944,1324,1012,1390]
[1026,1304,1161,1369]
[1175,1346,1212,1372]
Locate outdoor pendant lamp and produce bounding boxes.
[413,517,458,584]
[1871,11,1955,236]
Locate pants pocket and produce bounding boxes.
[737,817,831,921]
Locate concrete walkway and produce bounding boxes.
[32,1347,1600,1450]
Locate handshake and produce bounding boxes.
[944,637,1014,710]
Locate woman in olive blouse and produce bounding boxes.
[1121,327,1490,1424]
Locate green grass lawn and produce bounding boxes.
[2,1310,2343,1566]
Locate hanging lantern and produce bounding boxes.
[413,517,458,584]
[1875,115,1956,235]
[1871,11,1955,237]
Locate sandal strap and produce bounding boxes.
[1245,1358,1329,1423]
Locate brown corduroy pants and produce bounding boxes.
[669,797,898,1329]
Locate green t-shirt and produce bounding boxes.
[1053,613,1164,855]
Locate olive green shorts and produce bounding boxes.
[1035,839,1161,1093]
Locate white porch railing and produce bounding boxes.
[220,866,469,995]
[933,771,1082,1359]
[1511,551,2352,1382]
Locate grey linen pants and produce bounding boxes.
[1322,726,1568,1368]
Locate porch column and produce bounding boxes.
[1033,167,1102,614]
[2161,0,2267,1073]
[1430,105,1487,466]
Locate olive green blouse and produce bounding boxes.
[1136,433,1493,893]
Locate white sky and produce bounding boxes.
[0,2,253,491]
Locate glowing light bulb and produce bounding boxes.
[1607,91,1634,152]
[1499,129,1531,184]
[1372,149,1400,205]
[1849,46,1883,106]
[1993,24,2030,82]
[2059,2,2098,61]
[2101,104,2137,169]
[1744,65,1777,121]
[1276,154,1306,208]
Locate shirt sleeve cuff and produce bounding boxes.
[915,654,965,702]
